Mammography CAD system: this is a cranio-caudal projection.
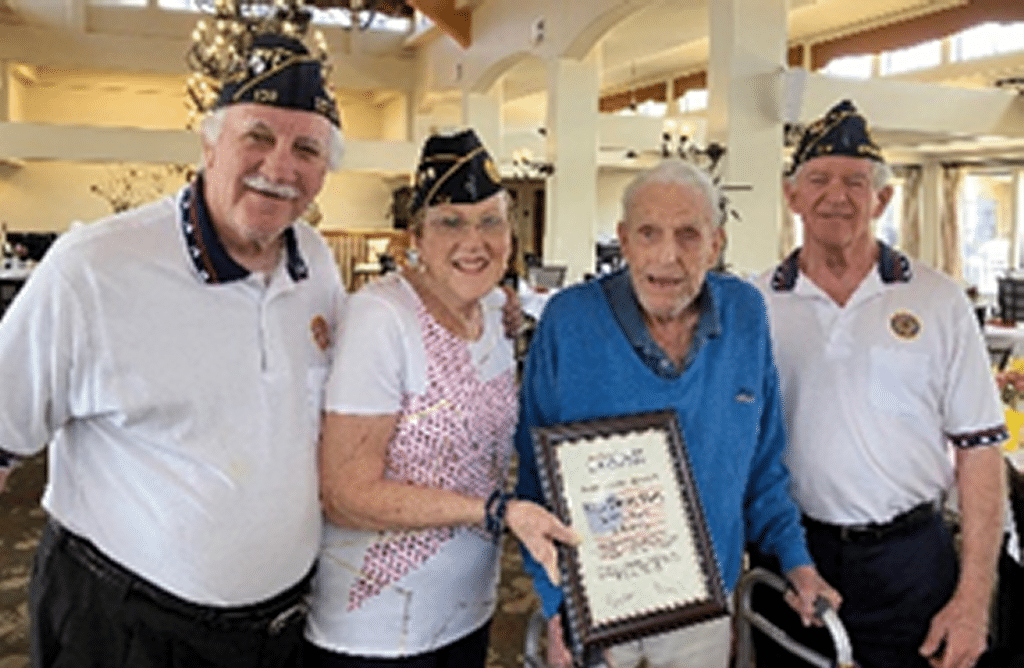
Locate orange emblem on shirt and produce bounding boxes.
[310,315,330,351]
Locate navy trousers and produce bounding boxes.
[750,512,958,668]
[29,521,310,668]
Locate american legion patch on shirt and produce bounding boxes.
[889,310,921,340]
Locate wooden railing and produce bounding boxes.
[320,229,410,292]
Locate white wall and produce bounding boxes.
[318,170,395,231]
[15,71,187,129]
[596,170,634,243]
[0,160,159,232]
[0,67,403,234]
[0,159,396,234]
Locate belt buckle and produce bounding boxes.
[267,601,308,635]
[838,522,879,542]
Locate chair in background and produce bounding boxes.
[0,278,25,320]
[991,345,1014,371]
[321,229,409,292]
[999,277,1024,325]
[527,265,567,291]
[595,240,623,276]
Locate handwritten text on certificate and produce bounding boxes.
[558,428,708,627]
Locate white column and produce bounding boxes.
[0,61,8,123]
[920,161,943,269]
[1013,170,1024,269]
[544,50,600,282]
[462,83,503,158]
[706,0,788,277]
[404,92,417,144]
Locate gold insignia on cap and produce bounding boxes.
[889,310,921,340]
[253,88,278,103]
[483,157,501,186]
[310,315,330,351]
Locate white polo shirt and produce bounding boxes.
[755,244,1006,525]
[307,274,516,657]
[0,183,344,605]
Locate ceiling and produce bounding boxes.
[4,0,1024,160]
[510,0,1017,96]
[0,0,997,89]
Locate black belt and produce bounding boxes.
[802,502,940,544]
[52,520,313,635]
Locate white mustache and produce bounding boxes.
[243,174,299,200]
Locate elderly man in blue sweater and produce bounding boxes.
[515,159,838,668]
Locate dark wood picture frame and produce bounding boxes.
[532,410,728,666]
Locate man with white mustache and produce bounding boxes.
[753,100,1006,668]
[515,159,839,668]
[0,32,346,668]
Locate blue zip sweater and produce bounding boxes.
[515,270,812,617]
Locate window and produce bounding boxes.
[143,0,410,30]
[636,100,667,117]
[951,22,1024,62]
[614,98,666,117]
[879,39,941,75]
[961,173,1011,296]
[821,54,873,79]
[677,89,707,113]
[874,180,903,248]
[312,8,410,31]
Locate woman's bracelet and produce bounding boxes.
[485,489,514,541]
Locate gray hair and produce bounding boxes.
[622,159,723,227]
[787,158,892,190]
[200,107,345,171]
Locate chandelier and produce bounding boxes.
[510,148,555,180]
[660,133,727,173]
[184,0,330,127]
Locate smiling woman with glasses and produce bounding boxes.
[304,128,578,668]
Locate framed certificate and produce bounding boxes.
[532,410,727,666]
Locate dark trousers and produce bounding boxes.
[304,620,492,668]
[750,512,958,668]
[29,520,311,668]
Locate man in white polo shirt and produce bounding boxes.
[753,100,1007,668]
[0,28,345,668]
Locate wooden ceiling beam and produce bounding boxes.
[811,0,1024,69]
[408,0,470,49]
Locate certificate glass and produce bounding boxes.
[532,410,727,666]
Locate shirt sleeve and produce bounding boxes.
[514,308,565,618]
[0,247,84,458]
[743,324,813,574]
[942,289,1008,448]
[323,288,408,415]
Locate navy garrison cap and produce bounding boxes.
[410,129,504,214]
[787,99,883,176]
[215,33,340,127]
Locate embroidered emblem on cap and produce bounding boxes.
[409,129,504,214]
[310,314,330,351]
[787,99,883,176]
[890,310,921,340]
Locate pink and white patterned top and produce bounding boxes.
[307,274,517,657]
